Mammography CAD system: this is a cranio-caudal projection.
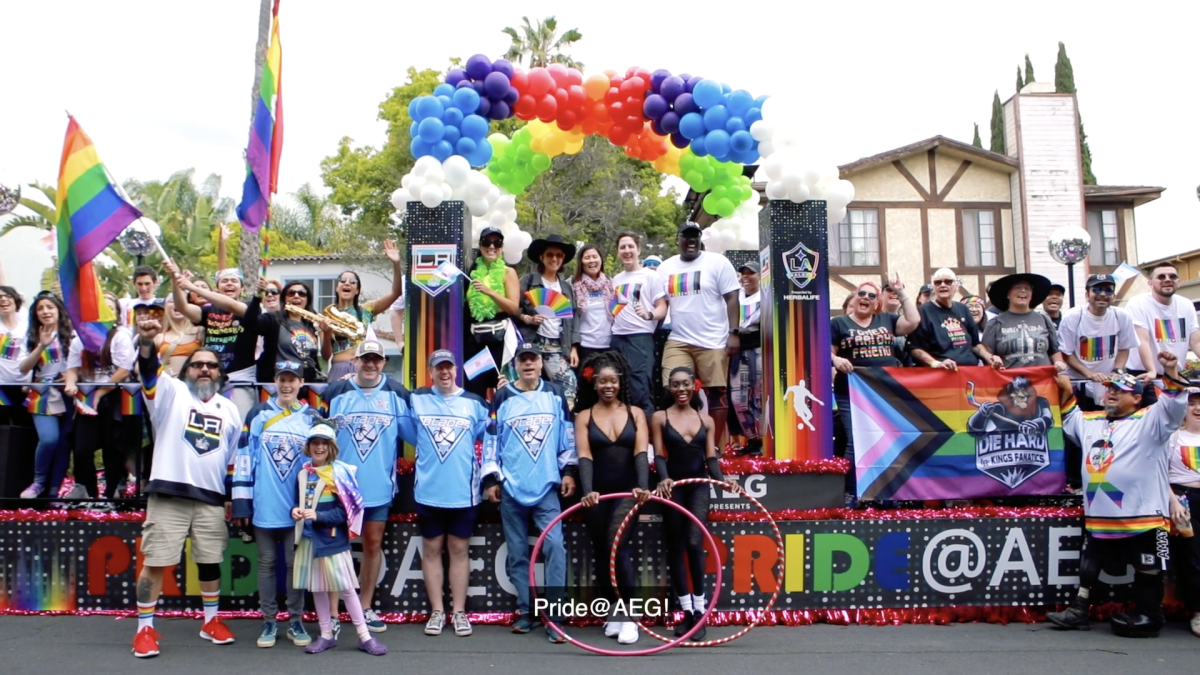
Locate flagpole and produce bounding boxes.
[100,165,174,266]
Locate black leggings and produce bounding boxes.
[73,395,125,499]
[582,494,638,602]
[664,482,710,598]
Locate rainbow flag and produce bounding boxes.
[236,0,284,232]
[1153,318,1186,343]
[120,384,143,415]
[609,283,639,317]
[55,117,142,352]
[1181,445,1200,472]
[0,333,21,362]
[524,288,573,319]
[848,366,1065,500]
[1077,335,1117,362]
[305,384,329,417]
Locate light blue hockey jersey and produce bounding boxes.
[325,376,414,508]
[230,398,320,528]
[407,387,490,508]
[482,379,577,506]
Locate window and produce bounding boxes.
[1086,210,1120,267]
[833,209,879,267]
[962,209,997,267]
[282,276,338,311]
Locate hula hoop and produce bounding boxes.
[610,477,785,647]
[529,492,723,656]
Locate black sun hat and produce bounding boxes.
[987,273,1052,312]
[527,234,577,265]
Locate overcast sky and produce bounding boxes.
[2,0,1197,295]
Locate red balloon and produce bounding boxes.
[556,110,578,130]
[567,85,587,108]
[566,68,583,87]
[554,88,569,108]
[510,69,529,95]
[608,74,624,89]
[514,94,537,119]
[528,68,554,98]
[536,93,558,120]
[609,100,624,119]
[580,118,597,136]
[547,63,569,87]
[633,68,653,84]
[620,77,644,96]
[604,87,621,107]
[608,126,631,146]
[625,144,639,159]
[624,66,640,79]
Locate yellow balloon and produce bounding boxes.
[543,132,566,157]
[529,136,545,153]
[528,120,552,139]
[564,139,585,155]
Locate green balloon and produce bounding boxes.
[516,145,534,162]
[716,198,735,218]
[702,193,719,215]
[532,153,551,171]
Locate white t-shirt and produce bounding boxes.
[537,277,563,340]
[1124,293,1198,374]
[739,289,762,331]
[1168,428,1200,486]
[67,329,137,383]
[658,252,741,350]
[611,268,666,336]
[119,296,157,327]
[576,282,612,349]
[0,315,30,385]
[1057,306,1139,402]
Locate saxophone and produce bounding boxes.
[284,305,366,341]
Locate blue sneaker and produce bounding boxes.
[287,619,312,647]
[256,621,277,648]
[546,625,567,644]
[364,609,386,633]
[511,615,538,634]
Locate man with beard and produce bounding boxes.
[1125,263,1200,387]
[130,318,244,658]
[1047,353,1191,637]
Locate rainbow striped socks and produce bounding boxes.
[137,601,156,631]
[202,591,220,623]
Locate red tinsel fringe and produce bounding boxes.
[717,457,850,475]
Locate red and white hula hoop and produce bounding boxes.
[610,476,785,647]
[529,492,724,656]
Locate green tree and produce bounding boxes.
[972,123,982,148]
[1054,42,1096,184]
[502,16,583,69]
[1016,66,1024,93]
[1024,54,1035,84]
[989,91,1005,154]
[270,184,344,250]
[123,169,233,281]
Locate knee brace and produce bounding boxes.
[704,386,728,414]
[196,562,221,583]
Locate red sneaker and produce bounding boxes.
[133,626,161,658]
[200,618,236,645]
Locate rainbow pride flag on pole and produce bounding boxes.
[236,0,284,232]
[56,116,142,352]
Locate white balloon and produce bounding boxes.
[466,171,491,198]
[497,194,516,212]
[765,181,788,200]
[401,173,413,190]
[501,221,519,236]
[503,240,524,265]
[749,120,774,142]
[443,156,471,187]
[827,206,847,225]
[413,155,440,176]
[391,187,408,210]
[424,166,445,187]
[467,199,489,217]
[763,155,786,182]
[781,172,804,193]
[789,183,810,204]
[408,182,424,202]
[419,183,444,208]
[757,139,775,158]
[486,184,501,204]
[808,184,826,201]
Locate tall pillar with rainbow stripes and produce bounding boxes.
[759,200,834,460]
[402,201,468,395]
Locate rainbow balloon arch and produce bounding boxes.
[390,54,858,261]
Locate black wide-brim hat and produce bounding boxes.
[527,234,577,265]
[987,273,1052,312]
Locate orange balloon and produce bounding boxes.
[583,73,610,101]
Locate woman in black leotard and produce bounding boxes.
[651,366,741,641]
[575,351,651,645]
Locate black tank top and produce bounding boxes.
[588,411,637,494]
[663,412,707,479]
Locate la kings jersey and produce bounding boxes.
[407,387,490,508]
[231,399,320,528]
[1062,379,1187,538]
[482,379,577,506]
[325,375,414,507]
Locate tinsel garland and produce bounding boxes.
[466,259,508,321]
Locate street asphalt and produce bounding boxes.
[2,616,1196,675]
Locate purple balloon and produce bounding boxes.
[660,76,685,102]
[465,54,492,81]
[491,59,515,79]
[642,94,669,120]
[660,111,681,134]
[503,87,519,105]
[678,73,692,83]
[670,132,689,149]
[475,97,491,119]
[484,71,510,99]
[674,92,698,116]
[685,75,704,93]
[488,100,511,120]
[650,69,671,93]
[446,69,467,86]
[472,80,486,94]
[455,79,475,90]
[651,119,666,136]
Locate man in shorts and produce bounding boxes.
[657,222,741,447]
[130,317,244,658]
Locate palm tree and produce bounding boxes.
[502,16,583,69]
[123,169,232,278]
[238,0,275,289]
[0,182,57,236]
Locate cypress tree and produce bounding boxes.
[1024,54,1035,84]
[1054,42,1096,184]
[972,123,982,148]
[1016,67,1024,93]
[989,91,1005,154]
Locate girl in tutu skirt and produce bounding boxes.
[292,421,386,656]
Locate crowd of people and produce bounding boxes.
[1,224,1198,646]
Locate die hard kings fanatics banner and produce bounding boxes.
[849,366,1067,500]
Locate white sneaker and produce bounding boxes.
[603,620,620,638]
[617,621,639,645]
[1190,612,1200,638]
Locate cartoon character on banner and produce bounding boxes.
[966,377,1053,488]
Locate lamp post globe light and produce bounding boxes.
[1048,225,1092,308]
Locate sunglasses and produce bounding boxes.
[932,279,955,286]
[188,361,220,371]
[262,289,280,296]
[286,289,308,297]
[1155,274,1179,281]
[857,290,877,300]
[481,238,504,249]
[1090,286,1115,296]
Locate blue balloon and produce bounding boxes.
[418,117,446,143]
[436,95,453,111]
[461,114,489,140]
[741,149,760,165]
[660,76,685,102]
[466,139,493,167]
[410,137,432,158]
[452,87,481,114]
[476,98,491,118]
[685,75,703,93]
[730,130,754,154]
[754,94,770,108]
[487,100,511,121]
[674,92,698,116]
[692,79,723,109]
[720,82,732,95]
[414,96,444,121]
[650,69,672,93]
[409,121,419,138]
[408,98,420,119]
[456,137,477,157]
[491,59,515,79]
[705,130,731,160]
[670,132,689,149]
[727,90,754,117]
[434,83,455,97]
[465,54,492,81]
[702,105,729,132]
[442,107,464,127]
[725,116,746,134]
[691,135,708,157]
[679,112,706,140]
[661,111,681,134]
[643,94,669,120]
[442,125,461,145]
[446,69,467,86]
[432,140,454,162]
[745,106,762,125]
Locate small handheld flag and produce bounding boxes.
[433,261,464,283]
[463,347,499,381]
